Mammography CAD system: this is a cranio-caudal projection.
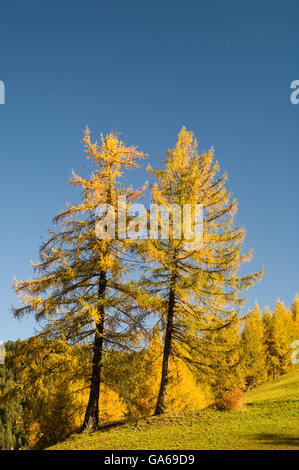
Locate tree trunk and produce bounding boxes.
[155,285,175,415]
[82,271,106,431]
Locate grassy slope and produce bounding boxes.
[49,368,299,450]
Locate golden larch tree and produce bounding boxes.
[143,127,262,414]
[13,129,147,430]
[241,303,267,388]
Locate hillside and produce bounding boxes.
[48,368,299,450]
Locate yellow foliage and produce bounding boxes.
[129,332,211,417]
[24,378,127,449]
[98,384,127,423]
[9,339,127,448]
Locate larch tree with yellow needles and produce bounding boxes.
[263,300,295,378]
[144,127,263,415]
[13,129,147,431]
[241,303,267,388]
[291,294,299,323]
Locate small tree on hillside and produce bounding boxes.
[264,301,294,378]
[291,294,299,323]
[205,319,246,398]
[241,303,267,388]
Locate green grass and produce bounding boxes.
[48,368,299,450]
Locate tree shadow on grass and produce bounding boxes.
[97,419,128,432]
[252,433,299,448]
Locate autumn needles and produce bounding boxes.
[13,126,263,429]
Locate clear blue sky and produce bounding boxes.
[0,0,298,341]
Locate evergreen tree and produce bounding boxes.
[0,342,28,450]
